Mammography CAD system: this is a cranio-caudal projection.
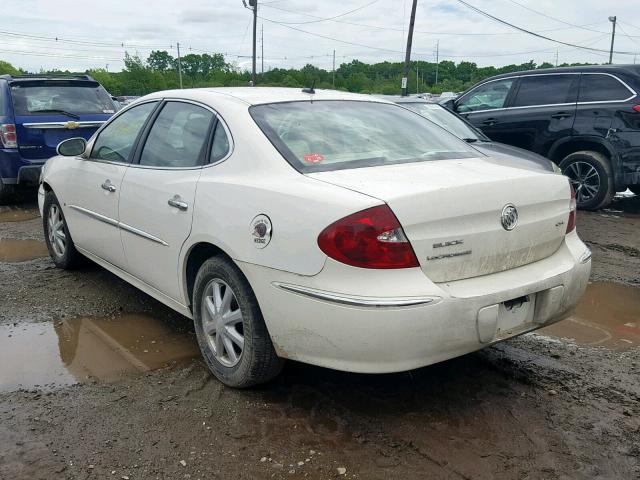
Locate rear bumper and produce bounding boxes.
[238,231,591,374]
[0,149,45,185]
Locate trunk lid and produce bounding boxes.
[308,157,570,283]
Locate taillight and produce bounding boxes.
[632,105,640,113]
[0,124,17,148]
[317,205,419,269]
[566,185,577,233]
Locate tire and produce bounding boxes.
[560,151,614,210]
[629,185,640,196]
[0,178,18,205]
[42,191,83,269]
[192,256,284,388]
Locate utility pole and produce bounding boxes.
[435,40,439,85]
[416,63,419,94]
[635,53,638,64]
[555,50,559,67]
[176,42,183,89]
[261,23,264,75]
[401,0,418,96]
[249,0,258,86]
[332,49,336,87]
[609,16,617,65]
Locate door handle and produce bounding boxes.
[551,112,573,119]
[168,195,188,211]
[481,118,497,126]
[101,180,116,193]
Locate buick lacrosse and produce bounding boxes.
[39,88,591,387]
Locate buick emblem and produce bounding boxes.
[501,204,518,231]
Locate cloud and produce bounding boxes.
[1,0,639,73]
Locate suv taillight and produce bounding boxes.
[633,105,640,113]
[0,124,17,148]
[566,185,577,233]
[317,205,419,269]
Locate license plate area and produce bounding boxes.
[495,294,536,339]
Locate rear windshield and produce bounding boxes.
[250,100,480,173]
[401,102,489,142]
[10,81,115,116]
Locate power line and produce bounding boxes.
[455,0,637,55]
[266,0,379,25]
[504,0,608,34]
[261,3,611,37]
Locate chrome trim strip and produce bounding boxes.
[68,204,118,226]
[273,282,440,307]
[119,222,169,246]
[579,249,592,264]
[23,121,106,129]
[69,205,168,246]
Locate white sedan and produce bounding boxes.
[39,88,592,387]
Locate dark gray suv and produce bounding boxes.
[444,65,640,209]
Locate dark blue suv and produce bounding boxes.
[0,74,116,203]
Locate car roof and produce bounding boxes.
[484,64,640,82]
[142,87,393,107]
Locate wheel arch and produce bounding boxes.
[181,240,234,311]
[548,136,624,191]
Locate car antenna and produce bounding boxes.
[301,80,316,95]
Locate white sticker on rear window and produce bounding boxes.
[103,109,115,114]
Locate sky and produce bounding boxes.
[3,0,640,73]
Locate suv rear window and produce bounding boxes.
[250,100,479,173]
[579,74,633,102]
[10,81,115,116]
[512,74,578,107]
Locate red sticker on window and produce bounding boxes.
[303,153,325,163]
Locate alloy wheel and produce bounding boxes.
[47,204,67,257]
[201,278,245,367]
[564,161,601,205]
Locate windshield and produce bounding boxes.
[10,81,116,116]
[250,100,480,173]
[401,103,488,142]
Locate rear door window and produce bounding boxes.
[210,122,230,163]
[579,74,634,102]
[139,102,214,168]
[91,102,158,163]
[457,79,515,113]
[512,74,578,107]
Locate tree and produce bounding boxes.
[148,50,174,73]
[0,60,21,76]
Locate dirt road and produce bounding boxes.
[1,193,638,480]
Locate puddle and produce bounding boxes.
[0,208,40,222]
[0,314,200,392]
[0,239,49,262]
[540,282,640,351]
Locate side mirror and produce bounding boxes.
[57,137,87,157]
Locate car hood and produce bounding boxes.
[473,141,554,173]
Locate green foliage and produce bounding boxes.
[1,52,600,97]
[0,60,22,76]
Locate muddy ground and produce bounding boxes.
[0,193,638,480]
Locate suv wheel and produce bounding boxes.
[192,256,284,388]
[560,151,613,210]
